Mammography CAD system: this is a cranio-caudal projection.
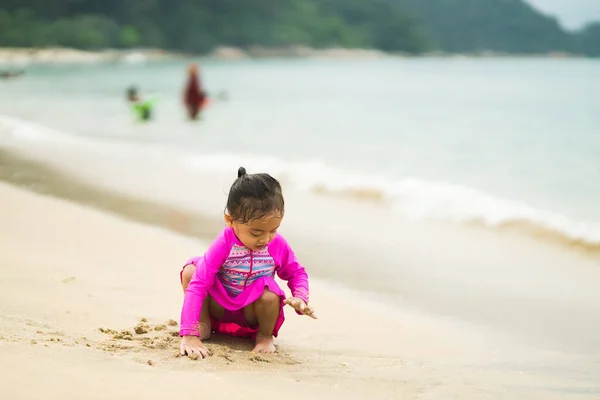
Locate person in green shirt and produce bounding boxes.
[126,86,156,122]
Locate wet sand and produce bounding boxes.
[0,148,224,240]
[1,149,599,399]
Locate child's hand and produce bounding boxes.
[284,297,317,319]
[180,335,211,359]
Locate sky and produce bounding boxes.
[527,0,600,30]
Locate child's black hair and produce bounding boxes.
[226,167,284,224]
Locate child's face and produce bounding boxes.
[225,212,282,251]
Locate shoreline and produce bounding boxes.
[0,148,224,242]
[2,145,598,263]
[0,47,183,66]
[0,46,591,66]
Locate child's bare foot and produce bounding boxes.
[252,333,276,353]
[199,321,211,340]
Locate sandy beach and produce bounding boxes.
[1,154,599,399]
[0,180,466,400]
[0,181,379,399]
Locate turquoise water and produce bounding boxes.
[2,58,599,236]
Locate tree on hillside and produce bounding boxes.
[575,22,600,57]
[401,0,574,54]
[0,0,429,53]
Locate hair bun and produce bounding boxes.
[237,166,247,178]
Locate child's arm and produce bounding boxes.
[180,230,231,336]
[271,234,315,318]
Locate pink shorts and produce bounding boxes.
[208,309,259,338]
[218,308,254,327]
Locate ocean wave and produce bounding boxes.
[337,179,600,250]
[184,152,600,250]
[0,114,92,145]
[2,114,599,251]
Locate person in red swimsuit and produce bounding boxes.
[183,63,208,120]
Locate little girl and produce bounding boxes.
[179,167,316,358]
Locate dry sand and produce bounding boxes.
[0,182,416,399]
[1,181,598,399]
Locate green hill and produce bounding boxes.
[401,0,573,54]
[0,0,428,54]
[0,0,599,56]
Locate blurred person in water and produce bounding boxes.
[126,86,156,122]
[183,63,208,120]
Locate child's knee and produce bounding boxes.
[181,264,196,290]
[258,288,279,305]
